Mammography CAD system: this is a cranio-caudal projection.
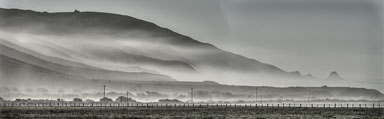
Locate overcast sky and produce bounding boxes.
[0,0,383,83]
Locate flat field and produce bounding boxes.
[0,106,383,119]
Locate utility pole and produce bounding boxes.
[103,85,106,98]
[307,88,311,102]
[127,91,129,102]
[255,87,258,103]
[191,88,194,103]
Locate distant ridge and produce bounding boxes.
[0,8,335,83]
[328,71,343,80]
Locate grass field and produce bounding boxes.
[1,106,383,119]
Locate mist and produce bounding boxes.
[0,26,383,92]
[0,8,383,104]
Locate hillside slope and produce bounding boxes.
[0,8,299,82]
[0,40,175,81]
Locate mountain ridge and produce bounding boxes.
[0,8,323,83]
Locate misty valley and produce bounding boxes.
[1,80,384,103]
[0,7,383,119]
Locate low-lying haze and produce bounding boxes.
[0,0,383,92]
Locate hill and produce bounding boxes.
[0,8,299,83]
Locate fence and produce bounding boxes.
[0,102,382,109]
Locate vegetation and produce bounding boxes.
[0,106,382,119]
[73,98,82,102]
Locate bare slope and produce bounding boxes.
[0,8,294,81]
